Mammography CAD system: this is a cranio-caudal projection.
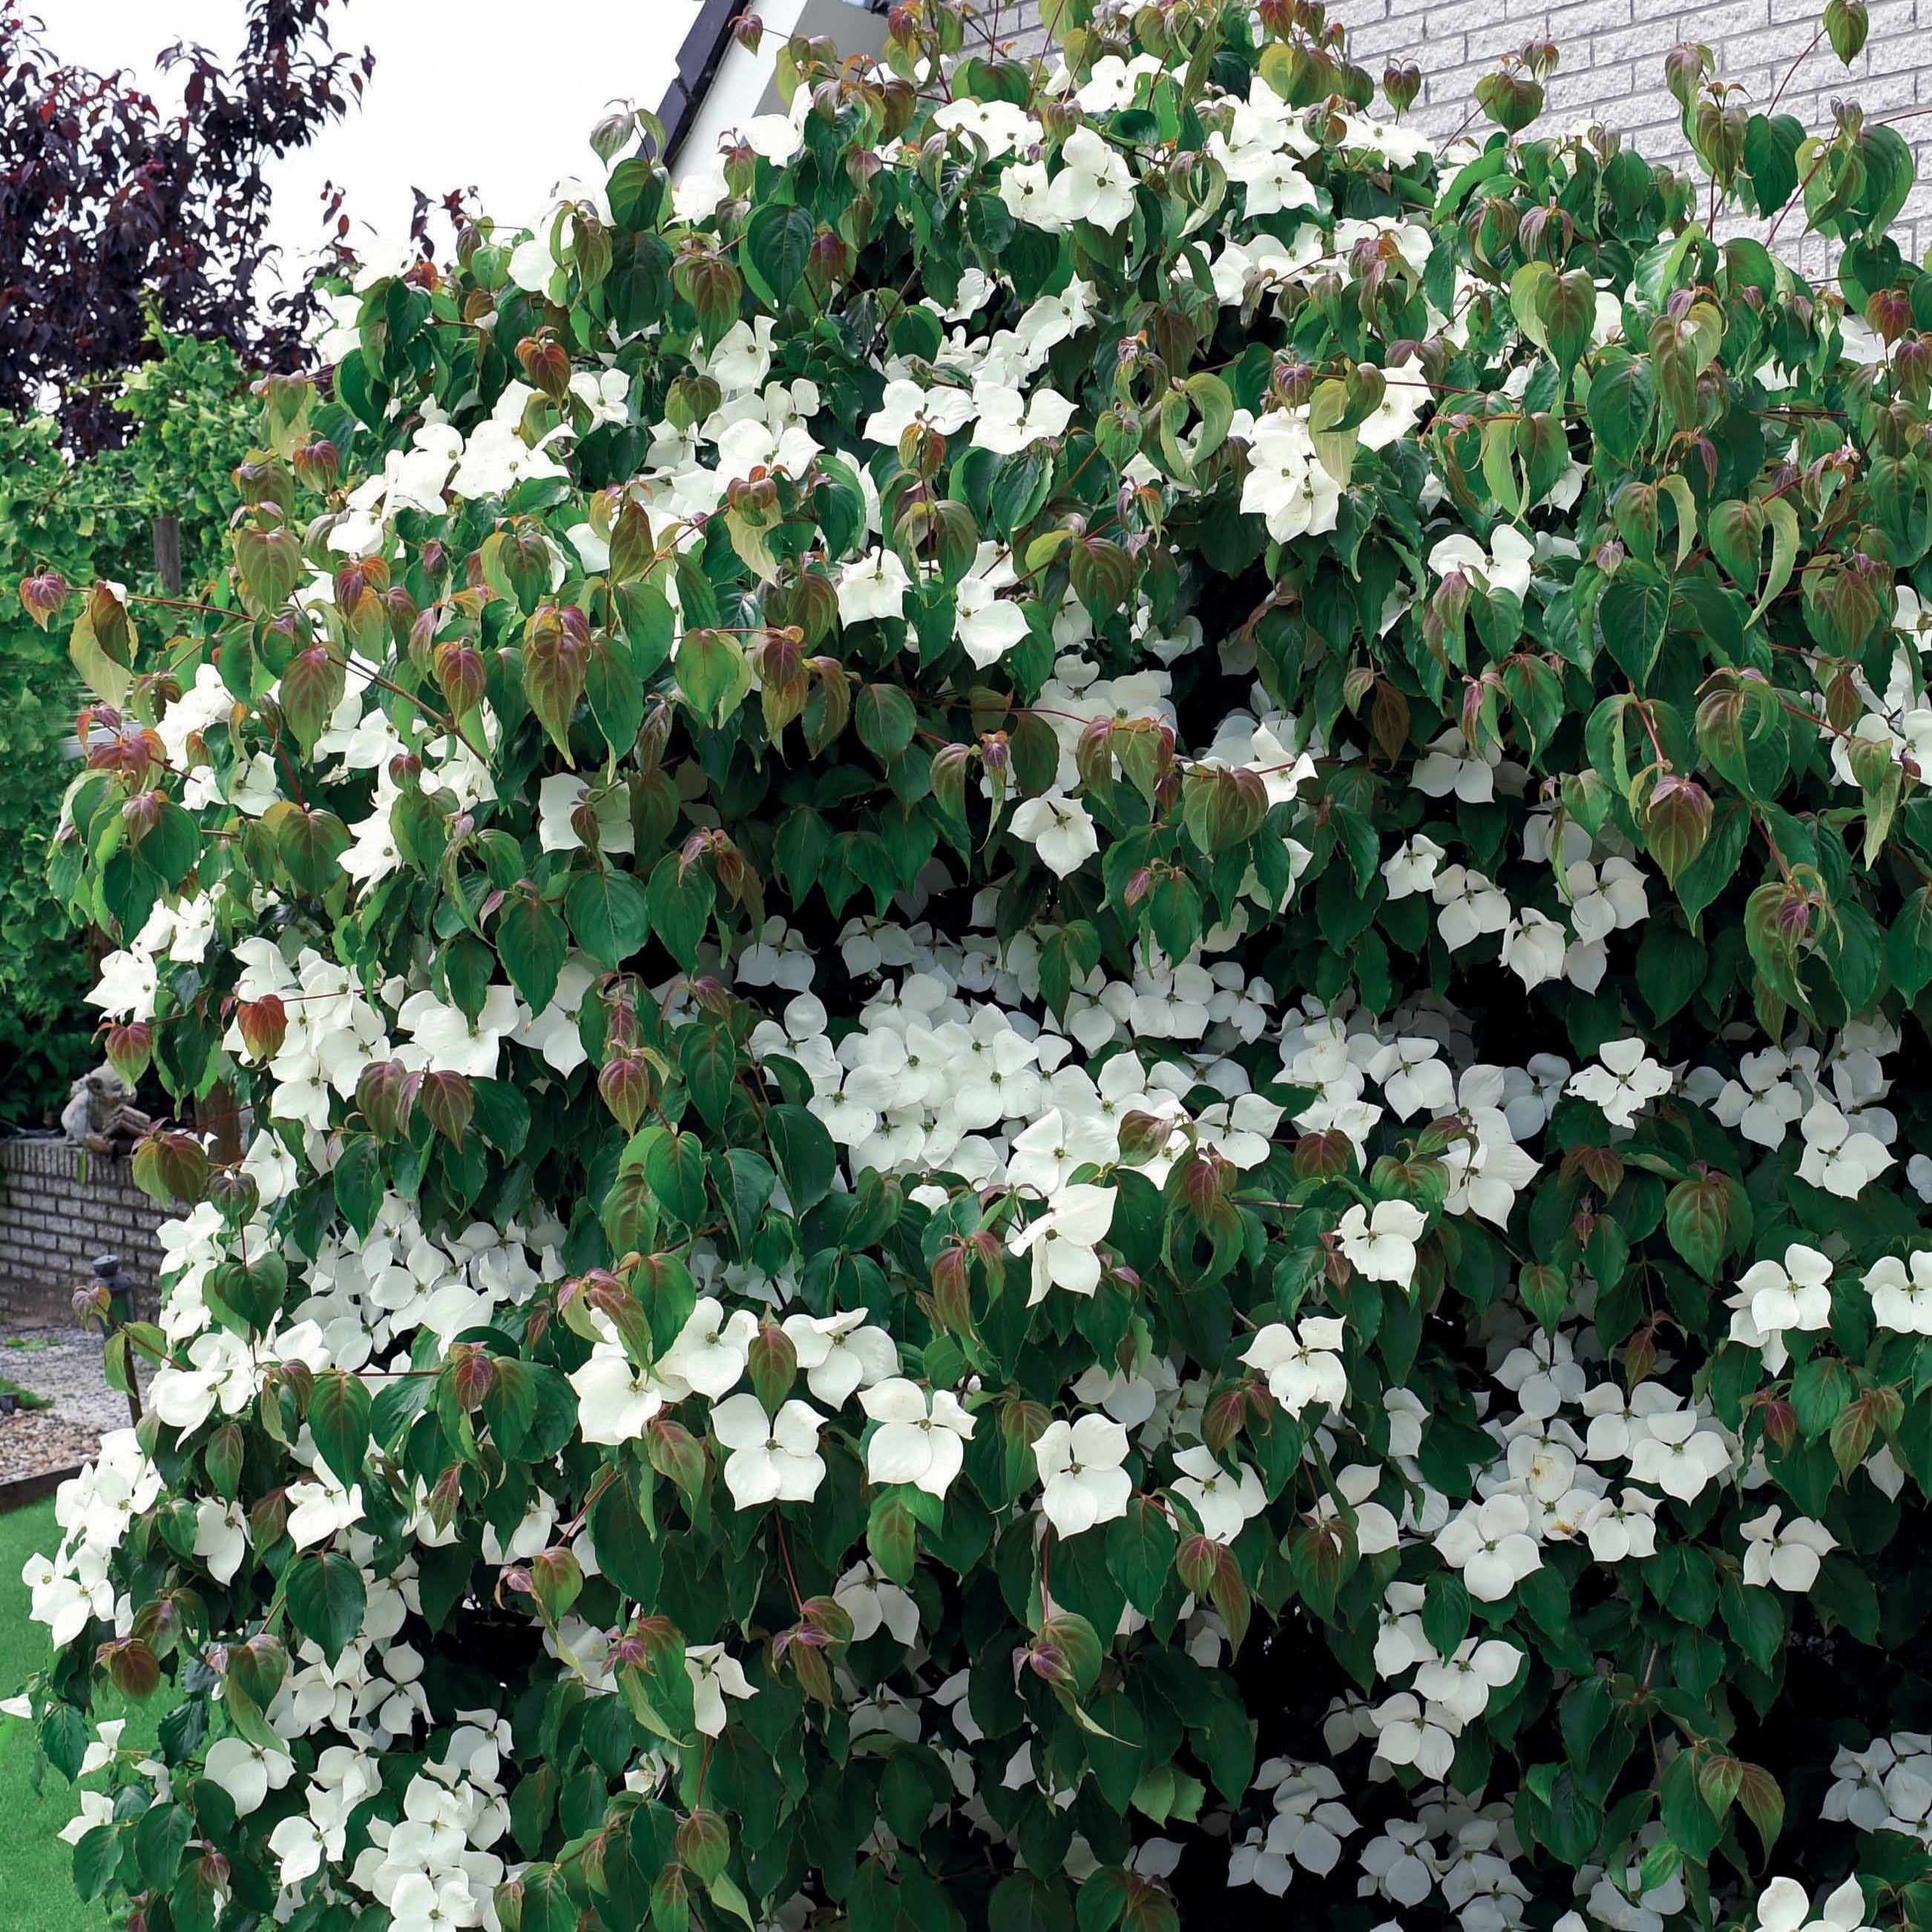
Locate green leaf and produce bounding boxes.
[1665,1174,1733,1281]
[309,1370,372,1486]
[1659,1748,1724,1862]
[72,1822,124,1903]
[1826,0,1869,64]
[496,891,569,1013]
[278,644,345,749]
[1749,499,1799,629]
[1077,1869,1131,1932]
[286,1551,368,1664]
[868,1491,918,1585]
[1105,1497,1176,1618]
[565,867,653,967]
[681,1025,738,1131]
[643,1128,709,1227]
[1587,355,1656,467]
[1743,113,1804,214]
[747,202,815,299]
[524,614,591,755]
[39,1703,88,1781]
[1637,918,1707,1023]
[272,804,352,897]
[611,579,677,674]
[1791,1350,1851,1433]
[677,628,752,726]
[1738,1763,1786,1855]
[720,1146,775,1254]
[1675,796,1749,930]
[1422,1570,1472,1655]
[1597,576,1669,687]
[647,852,716,969]
[334,1133,384,1240]
[990,449,1056,540]
[590,1471,662,1606]
[1890,886,1932,1000]
[767,1103,835,1214]
[134,1802,193,1891]
[1536,267,1596,375]
[586,635,646,756]
[990,1872,1076,1932]
[855,683,917,760]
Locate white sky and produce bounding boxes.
[32,0,703,280]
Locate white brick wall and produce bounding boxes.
[1333,0,1932,271]
[986,0,1932,271]
[989,0,1052,55]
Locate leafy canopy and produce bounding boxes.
[17,2,1932,1930]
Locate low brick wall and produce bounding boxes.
[0,1137,168,1325]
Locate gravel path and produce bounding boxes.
[0,1325,137,1482]
[0,1407,100,1485]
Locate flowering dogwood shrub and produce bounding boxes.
[17,0,1932,1926]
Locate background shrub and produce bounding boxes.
[0,334,253,1123]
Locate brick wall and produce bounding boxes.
[987,0,1930,272]
[1333,0,1931,272]
[0,1137,167,1325]
[994,0,1051,55]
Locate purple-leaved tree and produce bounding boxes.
[0,1,372,452]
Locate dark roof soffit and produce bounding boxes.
[652,0,894,168]
[655,0,752,170]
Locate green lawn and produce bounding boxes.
[0,1496,125,1930]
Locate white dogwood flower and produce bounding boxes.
[1033,1414,1133,1536]
[1370,1692,1456,1778]
[1865,1251,1932,1334]
[1010,1183,1117,1301]
[1752,1876,1876,1932]
[1381,833,1444,899]
[1432,864,1511,950]
[1428,525,1536,602]
[836,548,911,625]
[1045,127,1135,230]
[1568,1038,1672,1128]
[571,1345,665,1445]
[956,543,1030,667]
[1627,1409,1732,1501]
[1010,793,1099,876]
[1242,1318,1347,1416]
[781,1309,900,1406]
[1335,1199,1427,1287]
[972,378,1075,454]
[1797,1099,1893,1197]
[1414,728,1502,803]
[685,1643,757,1736]
[1435,1493,1542,1601]
[204,1737,296,1816]
[661,1300,760,1400]
[710,1395,827,1507]
[864,378,977,446]
[1170,1445,1266,1542]
[860,1379,976,1496]
[1500,909,1568,989]
[1241,411,1340,541]
[1414,1637,1522,1724]
[1737,1244,1834,1340]
[1741,1506,1836,1592]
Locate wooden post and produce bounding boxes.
[157,512,238,1165]
[153,513,183,597]
[197,1082,245,1166]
